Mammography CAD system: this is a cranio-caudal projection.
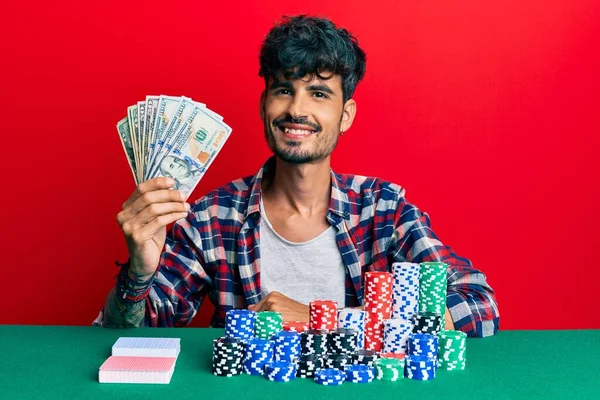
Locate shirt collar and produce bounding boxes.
[245,156,351,221]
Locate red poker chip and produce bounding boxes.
[359,272,394,352]
[380,353,406,360]
[282,321,310,332]
[309,300,338,331]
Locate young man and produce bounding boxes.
[96,15,499,338]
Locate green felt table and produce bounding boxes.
[0,326,598,400]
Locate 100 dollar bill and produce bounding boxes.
[126,106,140,181]
[143,95,160,180]
[116,116,138,184]
[145,95,181,179]
[152,107,232,195]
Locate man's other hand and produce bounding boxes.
[248,291,309,322]
[445,307,455,330]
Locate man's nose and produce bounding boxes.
[286,91,309,119]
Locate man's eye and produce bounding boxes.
[313,92,328,99]
[275,89,291,95]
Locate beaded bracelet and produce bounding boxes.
[115,260,155,302]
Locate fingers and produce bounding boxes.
[248,292,284,312]
[249,295,269,312]
[128,188,187,217]
[248,293,310,323]
[127,211,190,244]
[123,177,180,209]
[124,201,191,232]
[118,182,188,227]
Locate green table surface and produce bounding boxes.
[0,326,598,400]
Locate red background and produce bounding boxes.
[1,1,598,329]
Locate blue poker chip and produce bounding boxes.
[404,355,437,381]
[225,309,256,338]
[273,331,301,362]
[273,331,301,340]
[314,368,345,386]
[264,361,297,382]
[344,364,375,383]
[243,360,265,376]
[407,333,439,357]
[243,338,273,376]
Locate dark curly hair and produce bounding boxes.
[259,15,367,103]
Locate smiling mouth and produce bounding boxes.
[281,126,316,135]
[275,122,319,136]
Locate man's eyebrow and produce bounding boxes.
[306,84,335,95]
[268,81,336,95]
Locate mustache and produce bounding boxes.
[273,116,321,132]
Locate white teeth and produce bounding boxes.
[283,127,313,135]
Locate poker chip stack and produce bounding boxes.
[405,355,437,381]
[212,337,244,377]
[324,353,351,370]
[243,338,273,375]
[309,300,338,331]
[374,358,404,381]
[212,263,469,384]
[391,262,420,321]
[225,309,256,341]
[413,311,443,334]
[282,321,309,332]
[314,368,345,386]
[345,364,375,383]
[301,329,329,356]
[382,318,413,353]
[264,361,297,382]
[337,308,366,348]
[437,330,467,370]
[418,262,448,329]
[363,272,393,351]
[273,331,301,362]
[296,354,324,378]
[254,311,283,340]
[328,328,359,355]
[351,349,379,366]
[407,333,439,359]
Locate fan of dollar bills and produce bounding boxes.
[116,95,232,195]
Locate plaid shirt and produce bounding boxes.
[100,157,500,337]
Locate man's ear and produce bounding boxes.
[260,91,266,120]
[340,99,357,133]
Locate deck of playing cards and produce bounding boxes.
[99,337,181,384]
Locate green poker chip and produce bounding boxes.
[437,330,467,370]
[418,262,448,328]
[374,358,404,381]
[254,311,283,339]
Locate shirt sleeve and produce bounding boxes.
[388,201,500,338]
[140,210,213,327]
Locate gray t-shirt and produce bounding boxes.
[259,199,346,306]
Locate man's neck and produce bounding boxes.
[263,156,331,217]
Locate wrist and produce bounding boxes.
[115,260,155,303]
[127,269,154,287]
[128,258,155,283]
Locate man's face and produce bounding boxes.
[261,73,348,164]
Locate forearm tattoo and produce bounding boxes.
[102,287,146,328]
